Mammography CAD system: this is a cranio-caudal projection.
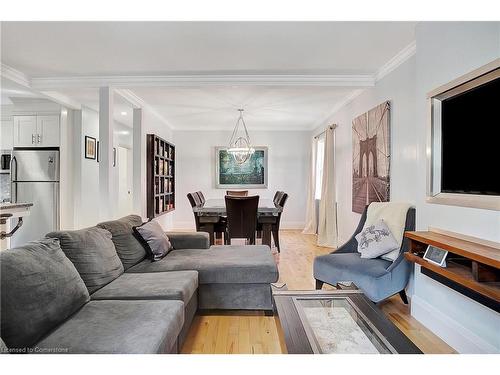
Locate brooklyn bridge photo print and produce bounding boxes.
[352,101,391,214]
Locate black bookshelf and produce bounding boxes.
[147,134,175,219]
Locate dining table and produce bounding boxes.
[192,198,282,246]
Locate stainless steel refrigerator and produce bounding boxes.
[10,149,60,247]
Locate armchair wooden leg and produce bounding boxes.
[399,289,409,304]
[315,279,324,290]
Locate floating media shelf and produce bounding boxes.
[147,134,175,219]
[404,230,500,312]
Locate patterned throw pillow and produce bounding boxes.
[355,219,399,260]
[133,220,172,261]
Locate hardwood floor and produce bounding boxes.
[181,230,455,354]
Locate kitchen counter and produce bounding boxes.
[0,202,34,210]
[1,202,33,250]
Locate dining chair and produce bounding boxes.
[271,192,288,252]
[224,195,259,245]
[257,190,283,242]
[226,190,249,197]
[187,192,226,243]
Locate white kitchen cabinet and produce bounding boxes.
[13,116,38,147]
[0,120,14,150]
[37,115,60,147]
[13,115,60,148]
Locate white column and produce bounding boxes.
[99,87,114,220]
[132,108,143,216]
[70,109,83,229]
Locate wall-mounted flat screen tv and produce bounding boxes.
[438,73,500,196]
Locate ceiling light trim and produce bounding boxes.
[31,74,376,90]
[374,40,416,82]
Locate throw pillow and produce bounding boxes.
[97,215,147,270]
[133,220,172,261]
[0,238,90,349]
[355,219,399,260]
[46,227,124,293]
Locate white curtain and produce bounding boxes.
[302,137,318,234]
[317,126,338,248]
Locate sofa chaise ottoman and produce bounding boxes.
[128,244,278,311]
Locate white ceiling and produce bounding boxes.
[0,21,417,131]
[130,85,356,130]
[1,22,416,76]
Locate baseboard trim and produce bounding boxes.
[411,295,498,353]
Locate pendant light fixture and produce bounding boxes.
[228,108,255,164]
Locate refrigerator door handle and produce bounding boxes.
[54,183,60,230]
[10,156,17,202]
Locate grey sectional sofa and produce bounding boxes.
[0,215,278,354]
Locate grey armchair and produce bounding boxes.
[313,205,415,304]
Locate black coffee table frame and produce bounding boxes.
[272,289,422,354]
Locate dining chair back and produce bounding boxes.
[225,195,259,245]
[273,191,284,205]
[187,192,197,208]
[196,191,206,205]
[226,190,249,197]
[187,192,202,231]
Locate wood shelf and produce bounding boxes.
[404,231,500,309]
[404,252,500,302]
[147,134,175,219]
[405,231,500,268]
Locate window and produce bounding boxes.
[315,135,325,200]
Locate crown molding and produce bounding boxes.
[30,74,375,90]
[1,63,31,88]
[114,89,145,108]
[39,90,82,110]
[374,40,416,82]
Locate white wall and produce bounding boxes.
[311,22,500,353]
[312,55,417,246]
[171,130,310,230]
[411,22,500,353]
[78,106,100,227]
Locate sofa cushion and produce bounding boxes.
[134,220,172,261]
[127,245,278,284]
[166,232,210,250]
[46,227,124,293]
[314,252,390,282]
[313,252,411,303]
[97,215,146,270]
[91,271,198,304]
[35,300,184,354]
[0,239,89,349]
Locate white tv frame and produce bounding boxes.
[426,58,500,211]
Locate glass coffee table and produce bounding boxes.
[272,289,421,354]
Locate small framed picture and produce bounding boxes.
[423,245,448,267]
[96,141,100,162]
[85,136,97,160]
